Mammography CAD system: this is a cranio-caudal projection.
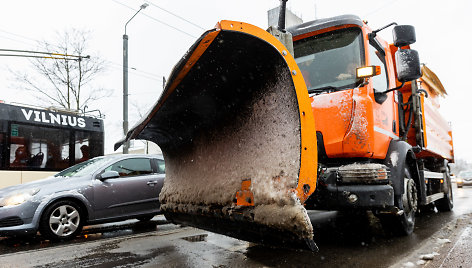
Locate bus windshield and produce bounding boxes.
[294,27,363,93]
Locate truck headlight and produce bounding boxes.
[0,189,40,207]
[338,163,388,183]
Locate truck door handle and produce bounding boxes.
[147,180,158,186]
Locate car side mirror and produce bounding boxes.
[392,25,416,47]
[395,49,421,82]
[99,170,120,180]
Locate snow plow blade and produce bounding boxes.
[115,21,318,251]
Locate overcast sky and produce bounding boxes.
[1,0,471,162]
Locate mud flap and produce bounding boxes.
[115,21,318,251]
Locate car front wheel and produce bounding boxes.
[39,200,83,241]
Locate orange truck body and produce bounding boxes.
[302,20,453,163]
[288,15,454,216]
[118,14,454,250]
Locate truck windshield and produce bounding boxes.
[294,27,363,93]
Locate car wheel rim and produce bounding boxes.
[49,205,80,237]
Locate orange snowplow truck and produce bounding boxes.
[116,6,453,251]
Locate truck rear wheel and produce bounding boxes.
[436,172,453,212]
[379,166,417,236]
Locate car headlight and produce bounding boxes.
[0,188,40,207]
[456,178,463,183]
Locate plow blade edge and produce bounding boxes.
[116,21,318,251]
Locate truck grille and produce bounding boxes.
[0,216,24,227]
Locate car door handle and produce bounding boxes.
[147,181,158,186]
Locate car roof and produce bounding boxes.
[96,154,164,161]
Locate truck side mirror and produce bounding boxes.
[395,49,421,82]
[99,170,120,180]
[393,25,416,47]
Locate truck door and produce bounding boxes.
[369,41,399,157]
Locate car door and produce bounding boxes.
[92,157,162,220]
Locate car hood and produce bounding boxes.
[0,175,86,197]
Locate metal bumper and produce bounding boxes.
[307,170,394,210]
[0,222,37,236]
[0,201,39,236]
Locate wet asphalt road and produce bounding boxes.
[0,185,471,267]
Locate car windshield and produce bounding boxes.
[294,27,363,93]
[459,171,472,177]
[54,157,110,177]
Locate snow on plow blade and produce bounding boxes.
[115,21,318,251]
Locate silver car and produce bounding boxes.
[456,170,472,188]
[0,154,165,240]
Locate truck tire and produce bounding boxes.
[379,165,417,236]
[436,172,453,212]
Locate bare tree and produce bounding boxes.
[11,28,109,111]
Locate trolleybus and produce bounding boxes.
[0,102,104,188]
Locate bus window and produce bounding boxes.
[47,141,67,170]
[74,131,103,163]
[76,143,89,163]
[0,133,4,168]
[9,124,70,169]
[6,123,105,171]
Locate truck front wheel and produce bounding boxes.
[379,166,418,236]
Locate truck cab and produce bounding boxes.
[289,15,398,161]
[288,15,454,235]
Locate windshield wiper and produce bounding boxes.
[308,86,339,94]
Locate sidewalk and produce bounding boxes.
[433,226,472,268]
[392,213,472,268]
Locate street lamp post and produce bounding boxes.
[123,3,148,154]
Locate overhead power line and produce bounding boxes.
[0,33,37,48]
[0,29,39,46]
[0,28,67,52]
[145,1,205,31]
[107,60,164,82]
[0,54,79,60]
[0,48,90,61]
[363,0,400,17]
[113,0,197,39]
